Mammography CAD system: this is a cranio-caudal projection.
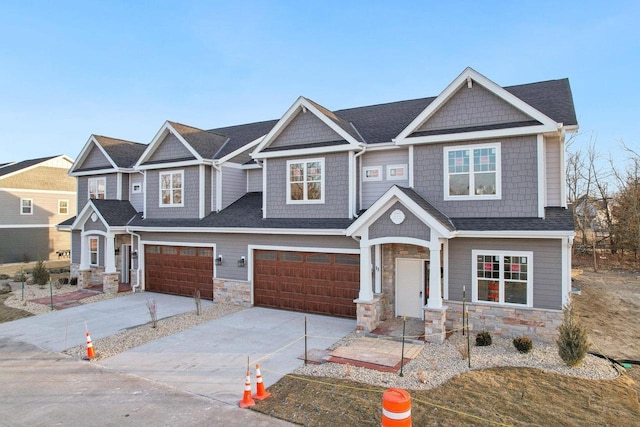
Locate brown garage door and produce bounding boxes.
[254,250,360,318]
[145,245,214,300]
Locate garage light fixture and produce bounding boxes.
[215,255,223,266]
[237,256,246,267]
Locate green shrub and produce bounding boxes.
[31,260,50,287]
[475,330,492,346]
[557,303,590,367]
[513,336,533,354]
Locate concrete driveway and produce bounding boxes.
[0,292,355,424]
[101,308,355,405]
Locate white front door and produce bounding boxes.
[396,258,424,319]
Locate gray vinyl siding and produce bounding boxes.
[80,145,111,169]
[139,232,358,281]
[417,84,532,132]
[369,201,430,242]
[221,165,246,210]
[129,174,144,212]
[247,168,263,193]
[77,174,118,209]
[144,166,200,219]
[72,230,81,264]
[270,111,342,149]
[121,174,129,201]
[0,190,76,226]
[265,152,350,218]
[413,135,538,218]
[204,166,212,217]
[545,136,562,207]
[147,133,194,162]
[0,228,70,263]
[447,237,562,310]
[361,149,409,209]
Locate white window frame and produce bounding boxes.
[88,177,106,200]
[471,250,533,307]
[362,166,382,182]
[159,170,184,207]
[444,143,501,200]
[286,158,325,204]
[386,164,408,181]
[131,183,142,194]
[58,199,69,215]
[20,198,33,215]
[89,237,99,266]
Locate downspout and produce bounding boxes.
[353,144,367,218]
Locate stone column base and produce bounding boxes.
[77,270,91,290]
[355,295,384,332]
[424,305,448,344]
[102,272,119,294]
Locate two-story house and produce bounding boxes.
[64,68,577,343]
[0,155,76,263]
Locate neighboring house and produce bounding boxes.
[0,155,76,263]
[61,68,578,343]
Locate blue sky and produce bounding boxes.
[0,1,638,164]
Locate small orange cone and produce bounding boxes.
[85,331,96,360]
[252,364,271,400]
[238,370,255,408]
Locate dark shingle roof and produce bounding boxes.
[505,79,577,127]
[91,199,139,227]
[168,121,229,159]
[209,119,279,159]
[451,207,574,232]
[0,155,59,178]
[57,216,76,227]
[305,97,363,142]
[93,136,147,168]
[395,187,455,231]
[128,192,355,229]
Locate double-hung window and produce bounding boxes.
[89,237,99,266]
[88,177,106,199]
[287,158,324,203]
[20,198,33,215]
[159,170,183,206]
[444,143,501,200]
[58,200,69,215]
[472,250,532,306]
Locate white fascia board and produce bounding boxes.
[127,226,347,235]
[396,124,556,146]
[346,186,453,238]
[221,162,245,170]
[70,168,118,177]
[71,200,109,230]
[70,136,112,174]
[253,143,357,159]
[0,188,76,195]
[363,142,398,151]
[135,122,204,168]
[136,159,206,171]
[242,163,261,170]
[396,67,558,142]
[253,97,361,155]
[454,230,575,239]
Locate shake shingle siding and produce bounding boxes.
[147,134,195,163]
[145,166,200,219]
[413,135,539,218]
[369,201,430,241]
[270,112,343,149]
[447,238,562,310]
[361,149,409,209]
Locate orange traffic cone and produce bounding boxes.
[238,370,256,408]
[252,364,271,400]
[85,331,96,360]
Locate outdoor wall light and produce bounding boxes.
[215,255,223,266]
[237,256,246,267]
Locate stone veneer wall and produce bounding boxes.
[445,301,563,342]
[356,295,384,332]
[214,278,251,306]
[381,244,429,319]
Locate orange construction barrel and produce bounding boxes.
[382,388,411,426]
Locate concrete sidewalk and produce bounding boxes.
[0,292,212,352]
[101,308,355,406]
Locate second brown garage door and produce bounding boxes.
[253,250,360,318]
[145,245,214,300]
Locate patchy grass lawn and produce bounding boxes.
[0,293,33,323]
[252,368,640,426]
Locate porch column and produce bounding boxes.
[427,240,442,309]
[79,234,90,270]
[105,232,116,274]
[358,241,374,301]
[374,244,382,294]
